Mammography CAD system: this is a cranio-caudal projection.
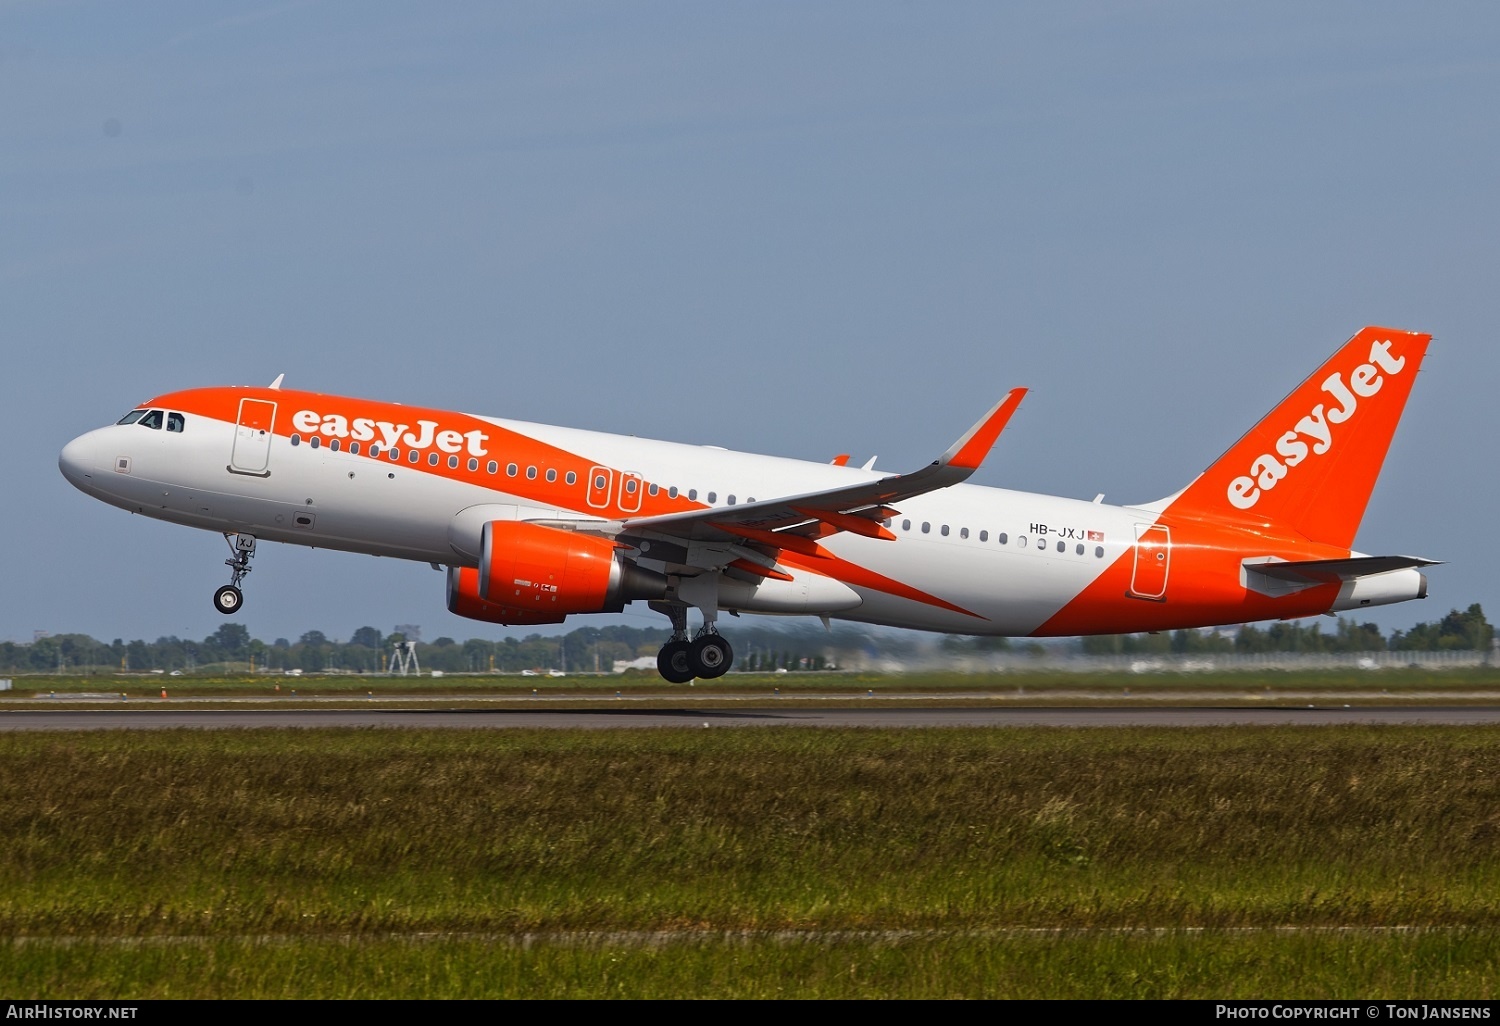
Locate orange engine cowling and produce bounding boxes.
[446,566,568,626]
[475,520,666,618]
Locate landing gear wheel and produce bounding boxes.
[213,585,243,615]
[658,640,695,684]
[689,634,733,679]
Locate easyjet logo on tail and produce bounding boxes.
[1226,339,1407,510]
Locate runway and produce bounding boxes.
[5,705,1500,730]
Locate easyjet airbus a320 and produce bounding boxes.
[60,326,1436,681]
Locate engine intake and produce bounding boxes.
[476,520,665,617]
[447,565,569,626]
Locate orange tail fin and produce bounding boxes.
[1165,326,1430,549]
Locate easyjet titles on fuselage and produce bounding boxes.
[290,409,491,458]
[1226,338,1407,511]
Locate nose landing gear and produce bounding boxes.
[213,533,257,614]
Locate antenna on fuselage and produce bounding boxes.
[268,374,285,390]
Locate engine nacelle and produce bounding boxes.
[478,520,666,616]
[446,566,568,626]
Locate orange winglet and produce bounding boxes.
[728,558,795,582]
[715,523,827,557]
[792,506,897,541]
[943,387,1028,471]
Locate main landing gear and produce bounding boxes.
[651,601,733,682]
[213,533,257,615]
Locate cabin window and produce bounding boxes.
[408,450,419,464]
[349,442,360,456]
[309,436,321,449]
[507,463,518,477]
[369,444,381,458]
[1056,540,1065,553]
[468,457,478,472]
[921,522,931,534]
[704,488,713,503]
[566,471,577,485]
[290,434,301,446]
[526,466,537,479]
[689,489,698,501]
[1018,536,1027,548]
[1095,546,1105,558]
[447,455,458,469]
[425,452,437,466]
[546,469,557,483]
[940,525,950,537]
[487,461,498,474]
[389,448,401,461]
[979,530,988,542]
[727,495,736,505]
[998,533,1008,545]
[902,519,911,531]
[329,439,340,452]
[668,486,679,499]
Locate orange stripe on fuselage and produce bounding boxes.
[779,548,985,620]
[1033,515,1346,636]
[146,386,702,521]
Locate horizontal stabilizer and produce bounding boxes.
[1247,554,1440,585]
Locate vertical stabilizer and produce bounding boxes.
[1165,326,1429,549]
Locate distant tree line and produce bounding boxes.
[1,605,1490,674]
[1077,604,1493,656]
[0,621,885,675]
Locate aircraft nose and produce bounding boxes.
[59,432,99,490]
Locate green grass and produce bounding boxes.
[3,726,1500,996]
[7,931,1499,999]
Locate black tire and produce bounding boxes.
[213,585,243,615]
[689,634,733,679]
[657,640,695,683]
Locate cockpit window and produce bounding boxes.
[138,410,164,430]
[117,410,146,425]
[166,412,185,433]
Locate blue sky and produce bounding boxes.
[4,2,1496,645]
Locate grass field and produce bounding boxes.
[6,665,1500,701]
[3,725,1500,997]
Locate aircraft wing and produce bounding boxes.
[526,388,1023,573]
[526,389,1026,577]
[616,387,1026,546]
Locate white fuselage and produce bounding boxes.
[60,409,1141,636]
